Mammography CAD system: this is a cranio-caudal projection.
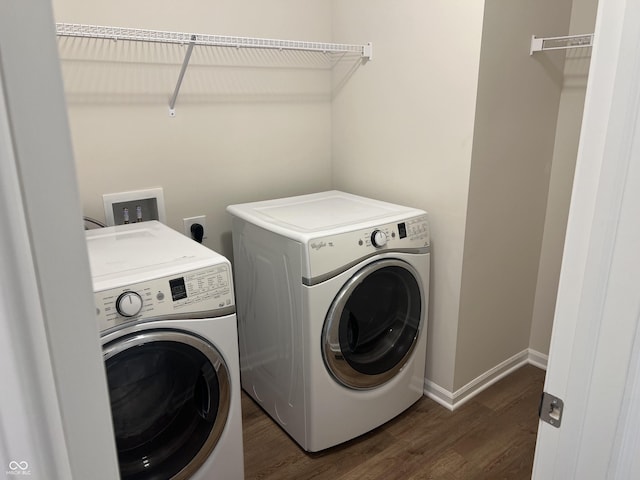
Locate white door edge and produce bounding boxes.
[532,0,640,477]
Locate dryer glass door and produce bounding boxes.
[103,330,230,480]
[322,259,423,389]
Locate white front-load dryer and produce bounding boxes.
[227,191,430,452]
[86,221,244,479]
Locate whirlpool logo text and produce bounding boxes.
[6,461,31,476]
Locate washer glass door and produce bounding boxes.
[322,259,423,389]
[103,329,230,480]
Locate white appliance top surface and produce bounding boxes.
[86,221,229,291]
[227,191,426,241]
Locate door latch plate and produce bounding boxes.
[539,392,564,428]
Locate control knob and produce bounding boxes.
[116,291,143,317]
[371,229,388,248]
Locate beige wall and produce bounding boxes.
[454,0,573,390]
[529,0,599,355]
[53,0,335,259]
[331,0,485,391]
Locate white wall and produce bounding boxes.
[331,0,485,391]
[454,0,573,390]
[53,0,335,259]
[529,0,599,355]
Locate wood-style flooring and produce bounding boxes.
[241,364,545,480]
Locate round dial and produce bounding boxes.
[371,229,388,248]
[116,291,143,317]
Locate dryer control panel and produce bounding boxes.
[94,263,234,333]
[307,214,430,280]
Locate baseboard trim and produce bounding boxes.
[528,348,549,370]
[424,348,548,411]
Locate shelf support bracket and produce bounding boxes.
[169,35,196,117]
[363,42,373,62]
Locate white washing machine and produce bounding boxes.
[85,221,244,480]
[227,191,430,452]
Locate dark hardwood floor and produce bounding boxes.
[241,365,545,480]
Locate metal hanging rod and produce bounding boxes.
[55,23,372,117]
[55,23,372,59]
[530,33,594,55]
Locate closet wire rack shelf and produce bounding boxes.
[55,23,373,116]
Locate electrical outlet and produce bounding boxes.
[183,215,207,240]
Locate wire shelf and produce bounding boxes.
[56,23,372,59]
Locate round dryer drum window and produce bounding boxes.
[322,258,423,390]
[103,330,230,480]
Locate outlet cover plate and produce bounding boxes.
[183,215,206,240]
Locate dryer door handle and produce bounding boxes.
[195,362,220,423]
[347,313,360,352]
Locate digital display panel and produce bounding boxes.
[398,222,407,239]
[169,277,187,301]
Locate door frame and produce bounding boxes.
[532,0,640,477]
[0,1,120,478]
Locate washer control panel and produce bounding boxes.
[94,263,234,332]
[307,214,430,278]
